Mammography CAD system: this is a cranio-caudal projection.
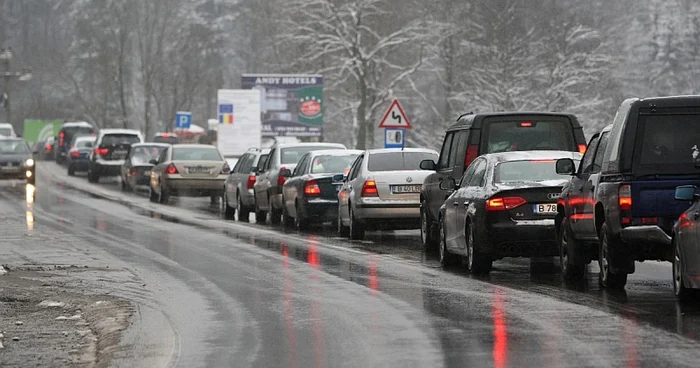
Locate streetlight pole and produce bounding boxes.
[0,47,32,128]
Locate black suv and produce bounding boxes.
[419,112,587,250]
[555,96,700,288]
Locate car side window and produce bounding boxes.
[437,133,454,170]
[580,135,600,175]
[448,131,468,169]
[158,148,169,164]
[459,161,478,187]
[349,156,363,180]
[266,148,276,170]
[467,159,487,187]
[294,155,309,176]
[232,154,247,173]
[592,133,609,174]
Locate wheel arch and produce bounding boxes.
[594,202,605,238]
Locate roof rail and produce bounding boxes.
[456,112,474,121]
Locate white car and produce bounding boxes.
[87,129,144,183]
[337,148,439,240]
[0,123,16,138]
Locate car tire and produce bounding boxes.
[673,237,694,301]
[466,220,492,275]
[67,164,75,177]
[558,218,585,281]
[282,202,294,229]
[439,215,460,267]
[222,193,236,220]
[295,203,310,231]
[237,194,250,222]
[269,194,282,225]
[149,185,158,203]
[420,202,439,252]
[337,206,350,237]
[349,206,365,240]
[598,223,628,289]
[254,196,267,224]
[87,167,99,183]
[158,184,170,204]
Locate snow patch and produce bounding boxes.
[0,266,7,275]
[55,314,82,321]
[38,300,65,308]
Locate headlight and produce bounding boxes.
[25,158,35,167]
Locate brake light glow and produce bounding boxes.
[71,151,80,158]
[45,144,53,151]
[166,163,178,174]
[520,121,533,127]
[464,144,478,169]
[128,168,137,176]
[361,179,379,197]
[304,180,321,196]
[59,132,65,146]
[486,196,527,211]
[578,144,587,154]
[619,184,632,211]
[277,167,289,186]
[679,213,692,229]
[246,175,256,190]
[94,148,108,156]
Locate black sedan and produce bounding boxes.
[120,143,170,192]
[0,138,36,184]
[438,150,582,274]
[672,184,700,300]
[281,149,362,230]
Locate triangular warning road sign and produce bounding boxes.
[378,99,412,129]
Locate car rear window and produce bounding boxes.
[153,136,180,144]
[172,147,222,161]
[483,120,576,153]
[101,134,140,146]
[368,152,438,171]
[310,154,359,174]
[636,114,700,174]
[63,127,95,141]
[75,139,95,149]
[131,146,167,164]
[495,159,581,183]
[281,146,341,164]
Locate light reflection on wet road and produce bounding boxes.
[7,166,700,367]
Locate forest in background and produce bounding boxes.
[0,0,697,149]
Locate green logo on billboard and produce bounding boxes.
[297,86,323,126]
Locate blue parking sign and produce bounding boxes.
[175,111,192,129]
[384,128,405,149]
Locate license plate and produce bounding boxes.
[187,166,211,174]
[533,203,557,214]
[391,185,421,194]
[112,150,127,159]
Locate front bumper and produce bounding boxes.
[0,166,34,180]
[69,158,90,170]
[486,219,558,257]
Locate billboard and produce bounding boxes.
[217,89,262,157]
[23,119,63,144]
[241,74,323,140]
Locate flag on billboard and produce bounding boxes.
[218,104,234,124]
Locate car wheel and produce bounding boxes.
[349,207,365,240]
[87,167,99,183]
[439,216,459,267]
[598,223,627,289]
[295,203,310,231]
[559,218,585,281]
[223,193,236,220]
[337,206,350,237]
[149,184,158,203]
[269,195,282,225]
[158,183,170,204]
[67,164,75,177]
[673,237,693,301]
[421,202,439,252]
[237,194,250,222]
[254,195,267,224]
[466,221,492,275]
[282,202,294,229]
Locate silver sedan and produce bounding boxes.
[337,148,438,240]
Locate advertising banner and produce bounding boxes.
[216,89,262,157]
[241,74,323,140]
[23,119,63,144]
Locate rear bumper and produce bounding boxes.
[299,198,338,220]
[486,219,558,257]
[620,225,672,246]
[165,176,225,196]
[92,160,124,176]
[69,158,90,169]
[354,199,421,229]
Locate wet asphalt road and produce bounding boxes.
[5,163,700,367]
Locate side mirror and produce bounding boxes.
[332,173,345,182]
[279,168,292,178]
[149,159,158,165]
[675,185,698,201]
[420,159,436,171]
[556,158,576,175]
[439,178,457,191]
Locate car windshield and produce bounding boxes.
[101,134,140,146]
[368,152,438,171]
[636,114,700,174]
[131,146,167,164]
[0,128,13,137]
[172,147,222,161]
[281,146,342,164]
[0,140,30,154]
[495,159,580,183]
[484,120,576,153]
[63,126,94,141]
[310,154,359,174]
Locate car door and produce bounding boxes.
[346,155,365,217]
[568,134,600,237]
[448,158,486,253]
[287,154,310,217]
[255,148,276,209]
[428,132,456,220]
[445,159,478,251]
[339,155,362,223]
[579,132,610,238]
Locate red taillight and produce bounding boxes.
[361,179,379,197]
[304,180,321,196]
[166,163,178,174]
[128,168,137,176]
[578,144,587,154]
[246,175,256,190]
[277,167,289,186]
[679,213,692,229]
[486,196,527,211]
[94,148,108,156]
[619,184,632,211]
[71,151,80,158]
[464,144,478,169]
[520,121,533,127]
[59,132,65,137]
[59,132,65,146]
[45,144,53,151]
